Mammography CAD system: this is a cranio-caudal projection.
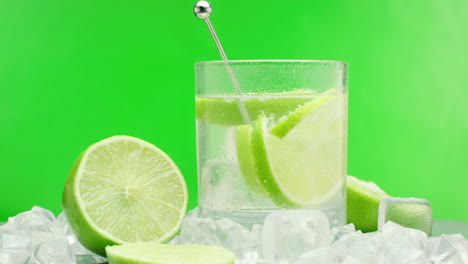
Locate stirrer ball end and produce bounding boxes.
[194,1,212,20]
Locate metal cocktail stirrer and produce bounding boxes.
[194,1,251,125]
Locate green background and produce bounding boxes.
[0,0,467,222]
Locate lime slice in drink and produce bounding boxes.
[271,95,336,138]
[347,175,390,232]
[236,125,267,196]
[62,136,188,256]
[196,95,312,126]
[106,243,236,264]
[249,95,346,207]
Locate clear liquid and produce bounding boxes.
[196,92,348,227]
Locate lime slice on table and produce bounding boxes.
[346,175,390,232]
[62,136,188,256]
[106,243,236,264]
[247,94,346,207]
[196,94,312,126]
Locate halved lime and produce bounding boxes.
[62,136,188,256]
[196,95,312,126]
[106,243,236,264]
[347,175,390,232]
[249,94,346,207]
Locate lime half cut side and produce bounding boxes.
[62,136,188,256]
[106,243,236,264]
[250,94,346,208]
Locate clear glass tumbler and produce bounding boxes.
[195,60,348,227]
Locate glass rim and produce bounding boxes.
[196,59,347,66]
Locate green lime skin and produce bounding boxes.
[62,152,116,256]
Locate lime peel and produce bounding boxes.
[346,175,390,232]
[271,94,337,138]
[196,95,311,126]
[236,124,268,196]
[250,116,297,207]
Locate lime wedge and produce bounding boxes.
[347,175,390,232]
[235,124,267,196]
[271,95,336,138]
[62,136,188,256]
[106,243,236,264]
[196,95,311,126]
[249,94,346,207]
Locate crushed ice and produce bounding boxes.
[1,207,467,264]
[170,208,468,264]
[0,206,106,264]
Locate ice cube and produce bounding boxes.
[0,220,15,231]
[34,238,72,264]
[331,231,364,261]
[0,250,31,264]
[234,250,261,264]
[49,212,69,239]
[236,224,265,264]
[382,243,425,264]
[378,198,432,235]
[331,223,356,243]
[1,234,32,250]
[262,210,331,264]
[31,230,54,246]
[177,217,223,246]
[427,234,468,264]
[13,207,55,233]
[218,219,260,264]
[54,212,68,226]
[381,221,428,251]
[75,254,107,264]
[251,224,263,253]
[295,248,338,264]
[216,218,249,241]
[347,232,384,263]
[69,234,107,263]
[341,256,365,264]
[69,239,93,255]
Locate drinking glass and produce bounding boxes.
[195,60,348,227]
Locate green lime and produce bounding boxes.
[235,124,267,196]
[62,136,188,256]
[249,94,345,207]
[383,198,433,235]
[196,95,312,126]
[346,175,390,232]
[106,243,236,264]
[270,95,337,138]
